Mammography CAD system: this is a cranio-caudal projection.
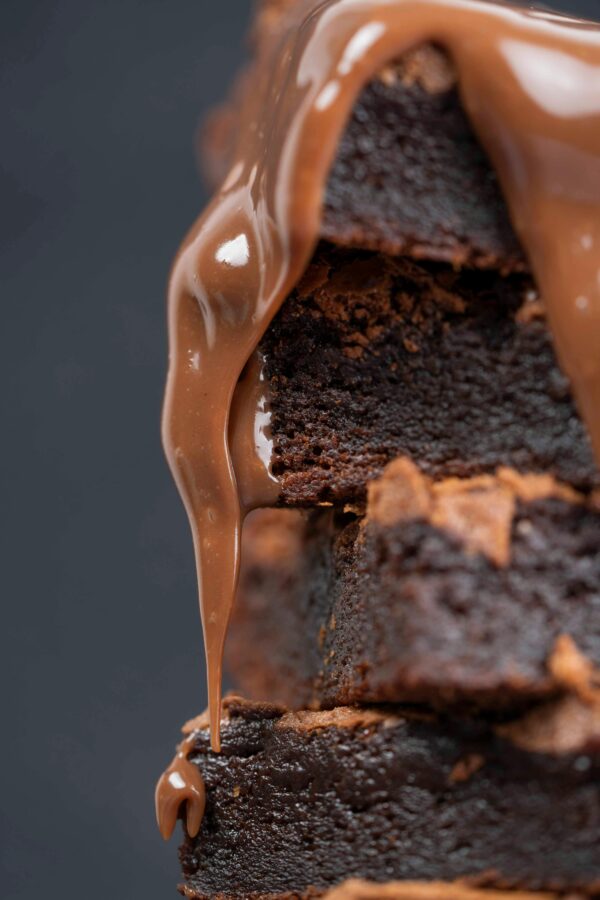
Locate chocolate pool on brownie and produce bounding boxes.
[226,460,600,712]
[176,697,600,899]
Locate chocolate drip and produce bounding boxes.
[155,733,206,841]
[161,0,600,761]
[229,351,280,512]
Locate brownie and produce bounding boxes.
[227,461,600,711]
[177,697,600,898]
[203,36,524,270]
[256,247,597,504]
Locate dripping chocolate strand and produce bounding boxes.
[161,0,600,761]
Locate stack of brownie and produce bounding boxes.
[172,2,600,896]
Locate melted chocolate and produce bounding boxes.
[161,0,600,782]
[155,733,206,841]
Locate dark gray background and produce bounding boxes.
[1,1,598,898]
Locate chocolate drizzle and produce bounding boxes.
[155,733,206,841]
[161,0,600,779]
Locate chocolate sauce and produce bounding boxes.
[229,351,280,513]
[155,733,205,841]
[158,0,600,837]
